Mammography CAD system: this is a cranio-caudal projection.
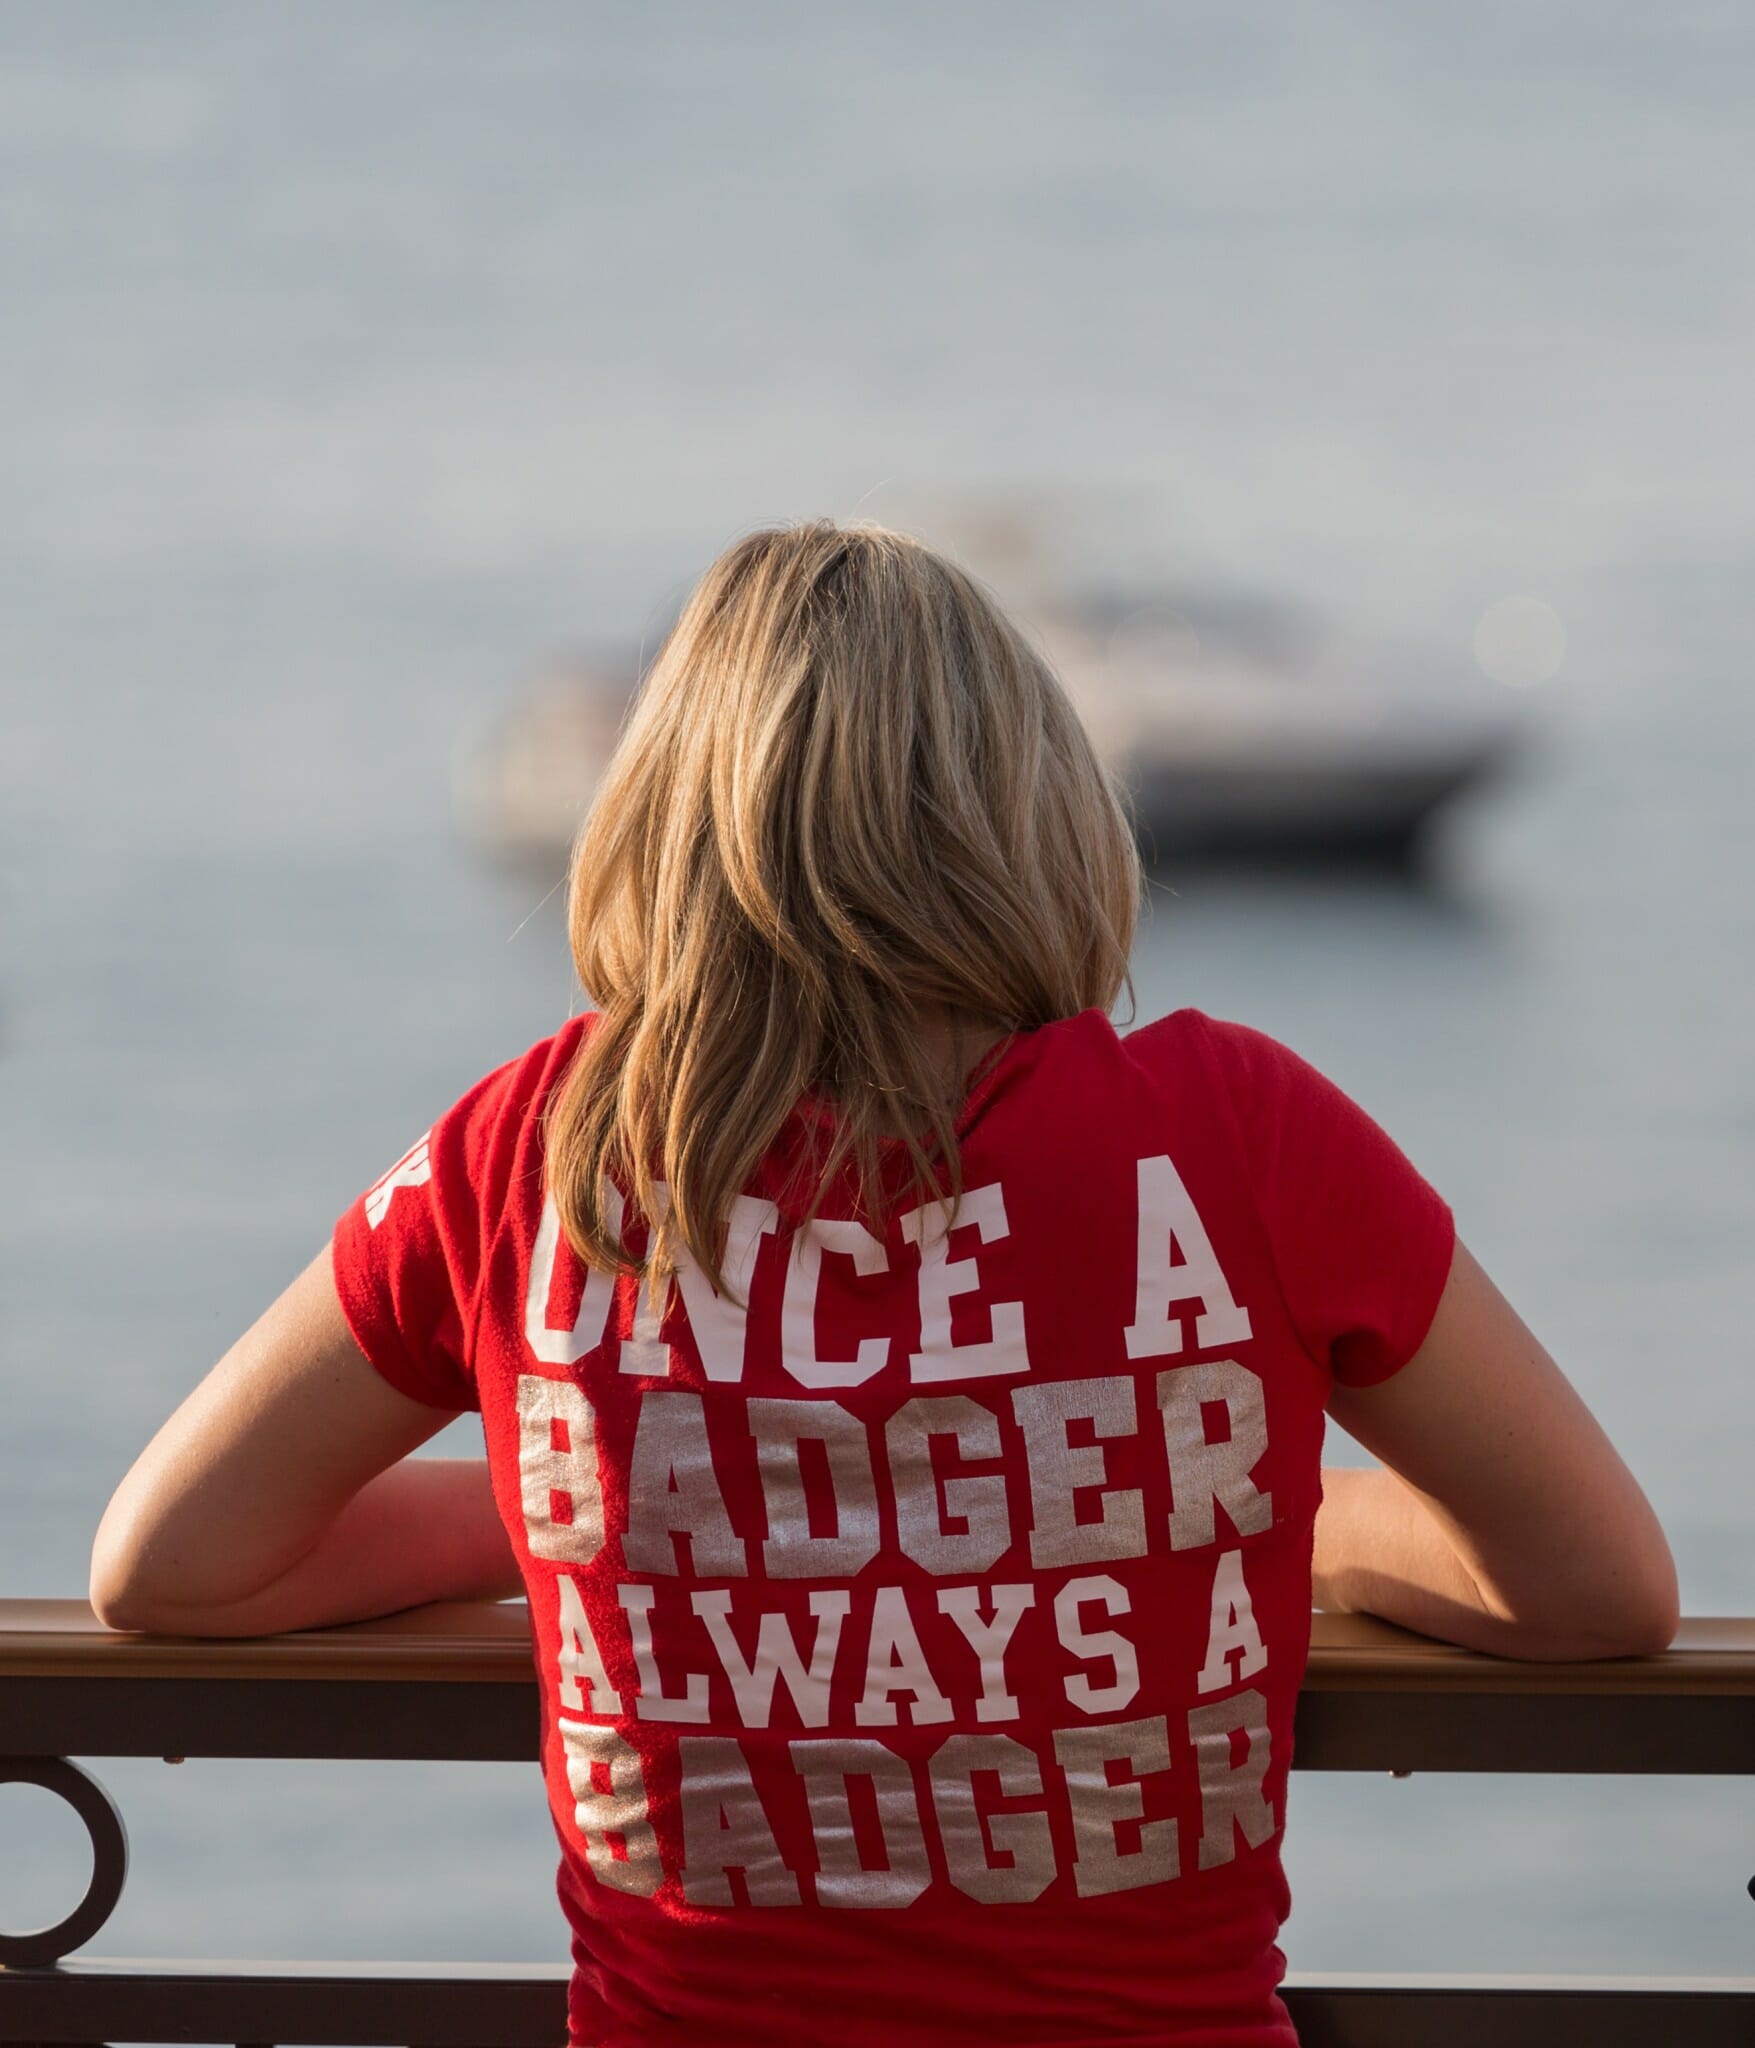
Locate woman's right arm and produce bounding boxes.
[1313,1237,1680,1661]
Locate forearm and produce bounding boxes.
[97,1458,525,1638]
[1313,1464,1643,1660]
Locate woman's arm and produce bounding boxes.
[90,1249,524,1637]
[1313,1237,1680,1661]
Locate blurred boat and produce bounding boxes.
[457,578,1524,869]
[1038,587,1523,860]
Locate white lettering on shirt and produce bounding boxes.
[516,1373,606,1565]
[618,1583,711,1723]
[668,1190,782,1382]
[555,1573,624,1715]
[525,1190,622,1367]
[1054,1572,1141,1715]
[1124,1154,1253,1358]
[854,1586,954,1726]
[365,1133,431,1230]
[936,1583,1036,1723]
[780,1217,892,1389]
[1158,1359,1274,1551]
[1197,1548,1269,1693]
[901,1183,1030,1382]
[691,1588,852,1729]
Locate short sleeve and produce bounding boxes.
[330,1045,544,1411]
[1194,1013,1457,1389]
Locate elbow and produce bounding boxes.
[89,1562,198,1638]
[1497,1556,1681,1664]
[89,1511,180,1636]
[90,1587,158,1635]
[1603,1566,1683,1659]
[89,1571,149,1635]
[90,1500,287,1639]
[1533,1605,1677,1664]
[1590,1540,1683,1659]
[89,1546,155,1635]
[89,1514,134,1631]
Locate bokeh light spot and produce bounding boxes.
[1473,595,1566,688]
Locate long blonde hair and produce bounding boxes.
[546,519,1141,1297]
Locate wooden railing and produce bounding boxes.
[2,1600,1752,2046]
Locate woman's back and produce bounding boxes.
[94,520,1674,2048]
[333,1000,1453,2046]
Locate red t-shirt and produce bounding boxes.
[332,1006,1453,2048]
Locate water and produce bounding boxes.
[2,0,1753,2008]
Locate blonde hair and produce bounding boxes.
[546,519,1141,1297]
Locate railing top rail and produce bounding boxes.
[1301,1613,1755,1698]
[0,1597,538,1684]
[2,1598,1752,1695]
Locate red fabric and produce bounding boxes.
[332,1006,1454,2048]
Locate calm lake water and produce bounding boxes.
[2,0,1753,2013]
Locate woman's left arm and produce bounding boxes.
[90,1249,523,1637]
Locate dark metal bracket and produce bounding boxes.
[0,1756,129,1969]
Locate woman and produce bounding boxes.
[92,521,1678,2047]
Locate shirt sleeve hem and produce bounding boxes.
[329,1226,473,1412]
[1328,1197,1458,1391]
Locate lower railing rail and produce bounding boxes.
[2,1602,1751,2047]
[3,1960,1751,2048]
